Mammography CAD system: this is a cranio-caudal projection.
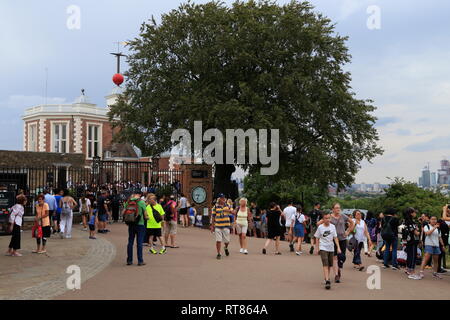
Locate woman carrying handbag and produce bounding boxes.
[34,194,51,254]
[5,195,27,257]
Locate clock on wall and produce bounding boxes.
[191,186,207,204]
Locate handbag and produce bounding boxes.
[151,205,163,223]
[32,221,43,238]
[348,235,358,252]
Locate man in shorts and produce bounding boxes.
[146,195,167,254]
[309,202,323,254]
[283,200,297,251]
[178,193,189,227]
[314,213,341,290]
[97,190,110,233]
[163,195,179,248]
[210,193,232,260]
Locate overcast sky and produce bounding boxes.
[1,0,449,184]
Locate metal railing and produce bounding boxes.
[0,161,183,216]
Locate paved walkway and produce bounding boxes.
[0,225,115,300]
[55,224,449,300]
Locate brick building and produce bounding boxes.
[21,88,137,161]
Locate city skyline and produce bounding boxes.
[2,1,450,184]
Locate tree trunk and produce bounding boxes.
[214,163,238,199]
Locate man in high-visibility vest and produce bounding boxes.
[146,195,167,254]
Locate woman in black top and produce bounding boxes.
[262,202,284,255]
[403,207,421,279]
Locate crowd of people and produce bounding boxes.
[209,196,450,289]
[4,188,450,290]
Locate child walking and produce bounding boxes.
[314,213,341,290]
[88,212,97,240]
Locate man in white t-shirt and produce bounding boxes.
[314,213,341,290]
[283,200,297,252]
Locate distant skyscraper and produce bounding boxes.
[431,172,437,186]
[421,166,431,188]
[437,158,450,185]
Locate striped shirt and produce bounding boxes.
[212,205,232,228]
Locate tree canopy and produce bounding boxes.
[109,0,383,192]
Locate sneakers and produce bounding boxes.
[309,246,314,255]
[82,227,87,231]
[262,248,267,255]
[159,248,167,254]
[149,248,157,254]
[391,266,399,270]
[408,274,421,280]
[216,254,222,260]
[325,280,331,290]
[437,269,447,274]
[289,243,294,252]
[11,252,22,257]
[243,249,248,255]
[89,236,97,240]
[224,248,229,256]
[138,262,146,266]
[432,272,443,279]
[239,248,244,254]
[295,251,302,256]
[335,275,341,283]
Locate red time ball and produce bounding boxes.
[112,73,124,86]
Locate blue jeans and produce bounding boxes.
[352,242,364,265]
[383,237,398,267]
[127,224,145,264]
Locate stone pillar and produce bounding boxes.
[74,117,82,153]
[39,118,46,152]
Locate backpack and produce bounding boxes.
[381,216,395,240]
[81,200,89,214]
[123,199,140,225]
[61,200,71,216]
[294,213,304,227]
[163,200,175,222]
[151,205,163,223]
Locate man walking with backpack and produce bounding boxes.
[124,193,148,266]
[163,195,179,248]
[381,208,400,270]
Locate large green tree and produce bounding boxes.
[109,0,382,195]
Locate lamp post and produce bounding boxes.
[92,155,101,189]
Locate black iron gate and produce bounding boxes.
[0,160,183,216]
